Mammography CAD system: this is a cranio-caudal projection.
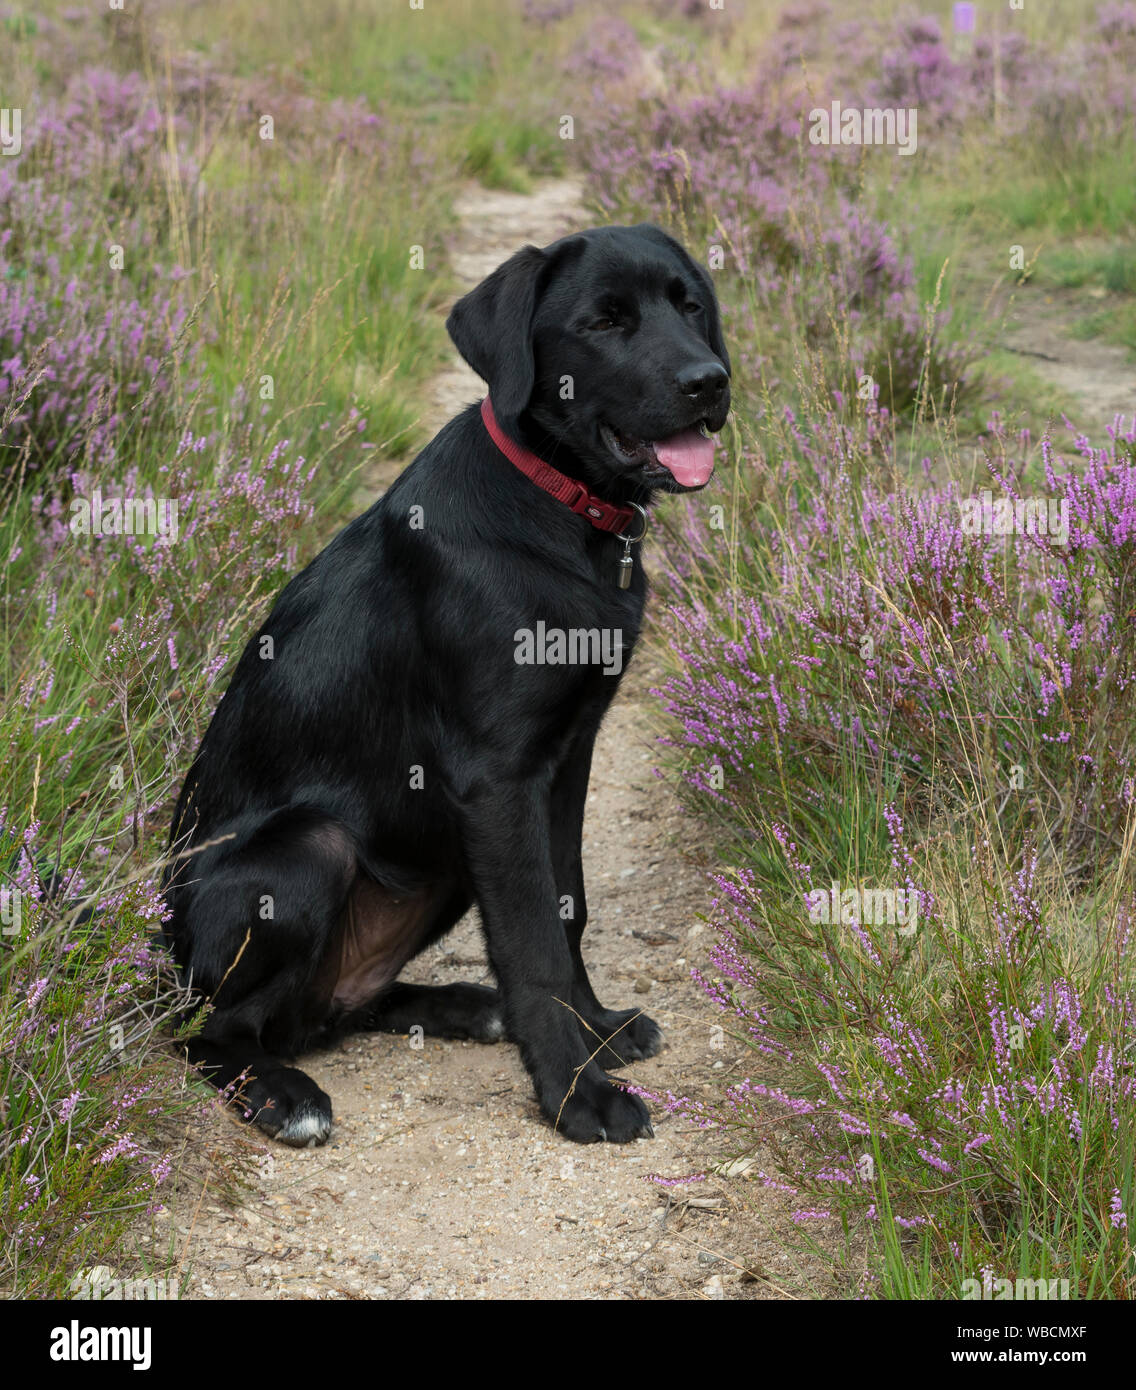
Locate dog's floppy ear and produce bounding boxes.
[632,223,731,375]
[446,244,548,421]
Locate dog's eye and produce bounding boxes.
[683,301,703,316]
[590,315,617,331]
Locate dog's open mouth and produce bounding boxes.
[600,420,717,488]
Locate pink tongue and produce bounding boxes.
[653,428,715,486]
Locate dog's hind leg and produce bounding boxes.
[187,1034,333,1148]
[174,811,357,1146]
[349,883,505,1041]
[357,981,505,1041]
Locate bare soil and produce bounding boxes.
[999,286,1135,435]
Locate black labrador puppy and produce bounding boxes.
[163,223,730,1146]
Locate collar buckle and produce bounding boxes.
[567,489,619,527]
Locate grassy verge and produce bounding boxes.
[0,0,568,1297]
[549,2,1136,1297]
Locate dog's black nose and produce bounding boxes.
[675,361,729,402]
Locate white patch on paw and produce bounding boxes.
[277,1102,331,1146]
[484,1014,505,1041]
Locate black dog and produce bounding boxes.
[163,223,730,1146]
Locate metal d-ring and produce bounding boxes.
[613,502,649,589]
[617,502,649,547]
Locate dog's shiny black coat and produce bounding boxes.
[163,224,730,1146]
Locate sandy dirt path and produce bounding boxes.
[1000,288,1136,434]
[159,178,815,1302]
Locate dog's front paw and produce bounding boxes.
[581,1008,664,1069]
[544,1066,654,1143]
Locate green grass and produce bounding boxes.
[1042,241,1136,294]
[461,113,565,190]
[1072,301,1136,354]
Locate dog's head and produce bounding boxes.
[446,224,730,500]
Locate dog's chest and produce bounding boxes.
[581,560,646,654]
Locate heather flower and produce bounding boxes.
[57,1092,83,1122]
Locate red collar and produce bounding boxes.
[480,397,635,535]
